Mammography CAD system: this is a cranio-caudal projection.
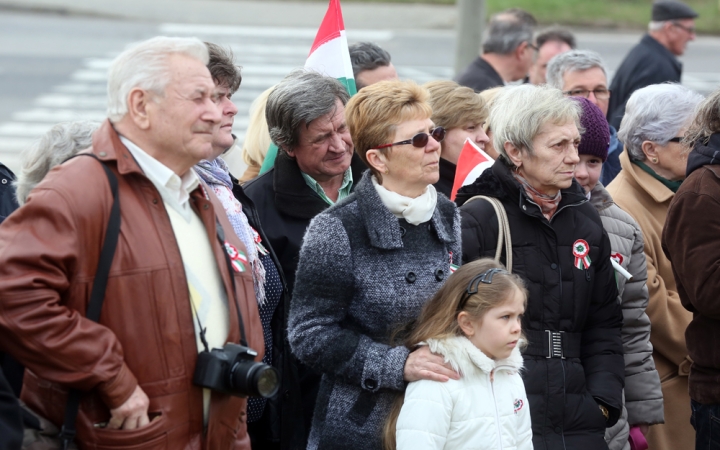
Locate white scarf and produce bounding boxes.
[371,176,437,225]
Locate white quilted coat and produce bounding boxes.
[396,336,533,450]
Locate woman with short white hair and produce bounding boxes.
[15,121,100,205]
[458,84,625,450]
[607,83,704,450]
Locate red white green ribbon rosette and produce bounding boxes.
[573,239,591,270]
[224,241,248,273]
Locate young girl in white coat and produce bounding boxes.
[384,258,533,450]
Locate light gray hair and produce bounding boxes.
[482,9,537,55]
[546,50,608,90]
[618,83,704,161]
[266,70,350,152]
[15,121,100,205]
[489,84,581,164]
[107,36,209,122]
[649,20,669,32]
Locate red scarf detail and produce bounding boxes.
[512,172,562,220]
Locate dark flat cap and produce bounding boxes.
[652,0,698,21]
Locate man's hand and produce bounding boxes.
[107,385,150,430]
[403,345,460,383]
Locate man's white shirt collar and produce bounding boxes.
[119,135,200,221]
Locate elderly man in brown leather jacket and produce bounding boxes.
[0,37,263,449]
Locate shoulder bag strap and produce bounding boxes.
[59,154,121,449]
[462,195,512,272]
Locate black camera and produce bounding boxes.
[193,343,280,398]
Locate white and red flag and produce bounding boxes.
[450,138,495,201]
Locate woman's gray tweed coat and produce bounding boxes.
[591,183,664,450]
[288,171,462,450]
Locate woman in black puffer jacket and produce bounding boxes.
[457,84,624,450]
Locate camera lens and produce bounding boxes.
[230,361,280,398]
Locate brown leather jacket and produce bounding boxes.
[0,120,263,450]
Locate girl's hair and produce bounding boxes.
[382,258,527,450]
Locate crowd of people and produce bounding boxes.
[0,0,718,449]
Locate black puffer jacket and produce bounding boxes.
[457,160,624,450]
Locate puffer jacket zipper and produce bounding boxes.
[489,369,504,450]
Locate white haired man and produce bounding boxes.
[0,37,263,449]
[546,49,623,185]
[608,0,698,129]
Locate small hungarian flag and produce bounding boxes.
[259,0,356,174]
[450,138,495,201]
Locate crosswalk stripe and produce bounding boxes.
[159,24,393,41]
[0,123,57,137]
[35,94,107,109]
[13,109,106,122]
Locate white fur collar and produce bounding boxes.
[424,335,524,379]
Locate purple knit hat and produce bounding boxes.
[574,97,610,162]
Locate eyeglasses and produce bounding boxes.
[526,41,538,52]
[373,126,445,150]
[457,268,509,311]
[668,136,684,143]
[672,22,696,34]
[563,88,611,101]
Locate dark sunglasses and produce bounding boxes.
[373,127,445,150]
[457,268,509,311]
[668,137,684,143]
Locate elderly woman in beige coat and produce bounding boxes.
[607,83,703,450]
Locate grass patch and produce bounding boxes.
[335,0,720,34]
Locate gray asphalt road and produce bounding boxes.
[1,9,719,173]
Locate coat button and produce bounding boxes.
[399,226,406,237]
[522,205,527,210]
[434,269,445,281]
[405,272,417,283]
[283,390,291,400]
[427,223,433,232]
[551,263,557,270]
[152,198,159,204]
[0,179,6,184]
[99,152,107,157]
[203,204,210,210]
[364,379,377,390]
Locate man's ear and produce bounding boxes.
[504,142,524,169]
[283,146,296,158]
[515,41,529,61]
[126,88,152,130]
[365,149,388,174]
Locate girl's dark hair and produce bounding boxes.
[382,258,527,450]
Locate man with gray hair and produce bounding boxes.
[608,0,698,129]
[455,8,537,92]
[547,49,623,185]
[243,69,366,446]
[349,42,398,90]
[0,36,263,449]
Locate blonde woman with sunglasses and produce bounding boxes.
[288,80,462,450]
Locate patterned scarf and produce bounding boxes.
[194,158,266,305]
[512,172,562,220]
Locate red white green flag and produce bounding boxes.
[258,0,356,175]
[305,0,357,96]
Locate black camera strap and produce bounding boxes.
[214,218,249,348]
[59,154,121,450]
